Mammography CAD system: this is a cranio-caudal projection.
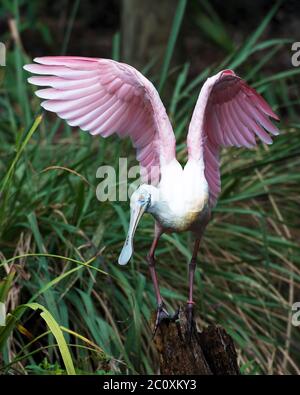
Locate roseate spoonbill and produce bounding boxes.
[24,57,279,331]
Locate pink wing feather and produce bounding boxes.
[187,70,279,207]
[24,56,176,184]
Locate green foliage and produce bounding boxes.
[0,271,15,326]
[26,357,66,375]
[0,0,300,375]
[0,302,75,374]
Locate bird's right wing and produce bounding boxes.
[24,56,176,184]
[187,70,279,207]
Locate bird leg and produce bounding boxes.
[147,233,170,335]
[186,238,201,338]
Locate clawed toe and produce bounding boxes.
[153,304,181,337]
[152,303,170,337]
[171,307,180,322]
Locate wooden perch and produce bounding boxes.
[152,308,240,375]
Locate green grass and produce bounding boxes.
[0,0,300,374]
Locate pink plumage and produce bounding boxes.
[24,58,279,207]
[187,69,279,206]
[24,56,176,185]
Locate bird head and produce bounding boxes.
[118,185,154,265]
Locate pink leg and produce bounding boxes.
[147,228,164,307]
[187,238,201,306]
[147,227,169,333]
[186,238,201,336]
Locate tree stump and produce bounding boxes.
[152,308,240,375]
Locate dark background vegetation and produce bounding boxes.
[0,0,300,375]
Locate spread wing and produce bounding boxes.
[24,56,176,184]
[187,70,279,206]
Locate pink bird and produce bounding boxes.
[24,57,279,333]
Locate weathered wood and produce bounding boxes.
[152,308,240,375]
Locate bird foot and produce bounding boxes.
[186,302,196,341]
[152,303,180,338]
[152,302,170,337]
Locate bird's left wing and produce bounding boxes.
[187,70,279,207]
[24,56,176,184]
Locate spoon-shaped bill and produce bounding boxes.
[118,201,146,265]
